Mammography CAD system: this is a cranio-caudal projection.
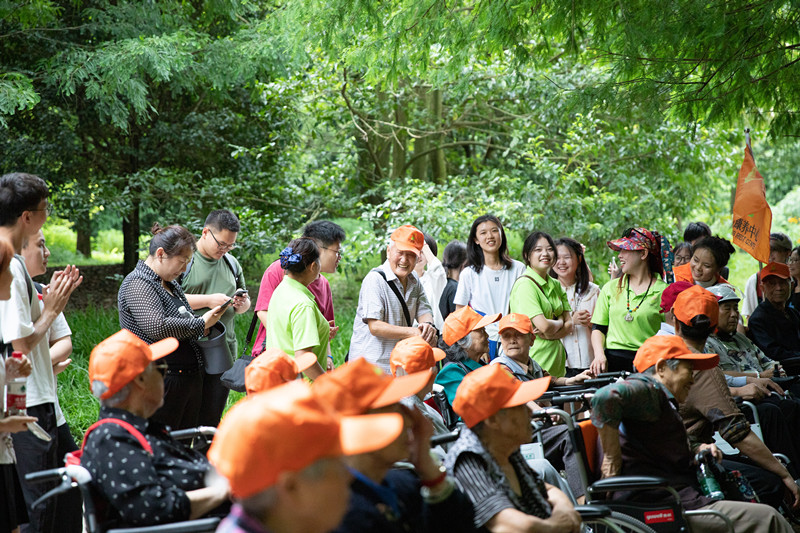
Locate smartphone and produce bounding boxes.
[233,289,248,298]
[220,298,234,310]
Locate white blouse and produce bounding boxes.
[560,281,600,370]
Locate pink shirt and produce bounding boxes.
[252,260,334,356]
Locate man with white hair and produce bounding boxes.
[349,225,437,373]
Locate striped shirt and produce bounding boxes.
[445,427,551,528]
[349,261,431,374]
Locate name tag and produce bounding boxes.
[520,442,544,462]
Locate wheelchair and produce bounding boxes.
[24,426,220,533]
[535,378,736,533]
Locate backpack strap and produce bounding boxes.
[373,269,412,327]
[180,253,241,287]
[68,418,153,466]
[222,254,242,286]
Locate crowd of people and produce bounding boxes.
[2,170,800,532]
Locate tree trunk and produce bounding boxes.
[75,214,92,258]
[411,85,430,180]
[122,198,140,273]
[430,88,446,184]
[391,91,408,179]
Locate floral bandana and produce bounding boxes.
[607,227,657,253]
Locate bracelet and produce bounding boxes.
[328,354,334,360]
[420,465,447,487]
[756,371,760,378]
[421,476,454,503]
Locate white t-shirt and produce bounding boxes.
[453,260,526,341]
[741,272,760,322]
[38,297,71,426]
[420,255,447,331]
[0,257,56,407]
[0,358,14,464]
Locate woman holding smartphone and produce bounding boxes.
[118,224,225,430]
[263,238,328,379]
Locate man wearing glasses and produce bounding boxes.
[181,209,250,426]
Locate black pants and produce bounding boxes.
[55,423,82,533]
[744,398,800,478]
[197,371,230,428]
[12,403,58,533]
[539,424,585,498]
[151,370,203,430]
[722,456,783,509]
[605,349,636,373]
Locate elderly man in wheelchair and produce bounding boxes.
[80,330,230,529]
[591,335,792,533]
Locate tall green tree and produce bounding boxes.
[1,0,292,270]
[280,0,800,137]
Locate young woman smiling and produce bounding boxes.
[590,227,667,374]
[454,215,525,358]
[552,238,600,377]
[509,231,572,377]
[672,235,734,288]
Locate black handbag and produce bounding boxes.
[220,313,260,392]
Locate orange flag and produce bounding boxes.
[731,137,772,263]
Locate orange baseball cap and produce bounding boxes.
[88,329,178,400]
[442,306,501,345]
[760,262,791,281]
[389,336,446,376]
[452,364,551,428]
[390,225,424,256]
[633,335,719,373]
[245,348,317,395]
[208,381,403,498]
[313,358,430,415]
[672,285,719,328]
[498,313,533,335]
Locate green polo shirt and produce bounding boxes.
[509,267,571,377]
[591,276,667,351]
[181,250,246,360]
[265,277,330,367]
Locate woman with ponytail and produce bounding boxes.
[590,227,667,374]
[263,238,328,379]
[118,223,226,430]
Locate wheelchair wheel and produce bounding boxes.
[584,511,659,533]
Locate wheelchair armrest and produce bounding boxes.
[108,517,221,533]
[548,384,587,393]
[169,426,217,441]
[588,475,670,494]
[25,467,67,484]
[430,430,460,447]
[574,504,612,520]
[772,376,799,388]
[583,377,618,388]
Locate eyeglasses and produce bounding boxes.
[208,229,237,251]
[789,257,800,264]
[321,246,343,259]
[30,202,53,216]
[153,363,168,376]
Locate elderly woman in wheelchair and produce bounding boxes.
[590,335,792,533]
[80,330,231,529]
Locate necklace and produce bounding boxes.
[625,275,653,322]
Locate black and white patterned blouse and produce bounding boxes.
[445,426,552,528]
[118,260,205,369]
[81,407,210,528]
